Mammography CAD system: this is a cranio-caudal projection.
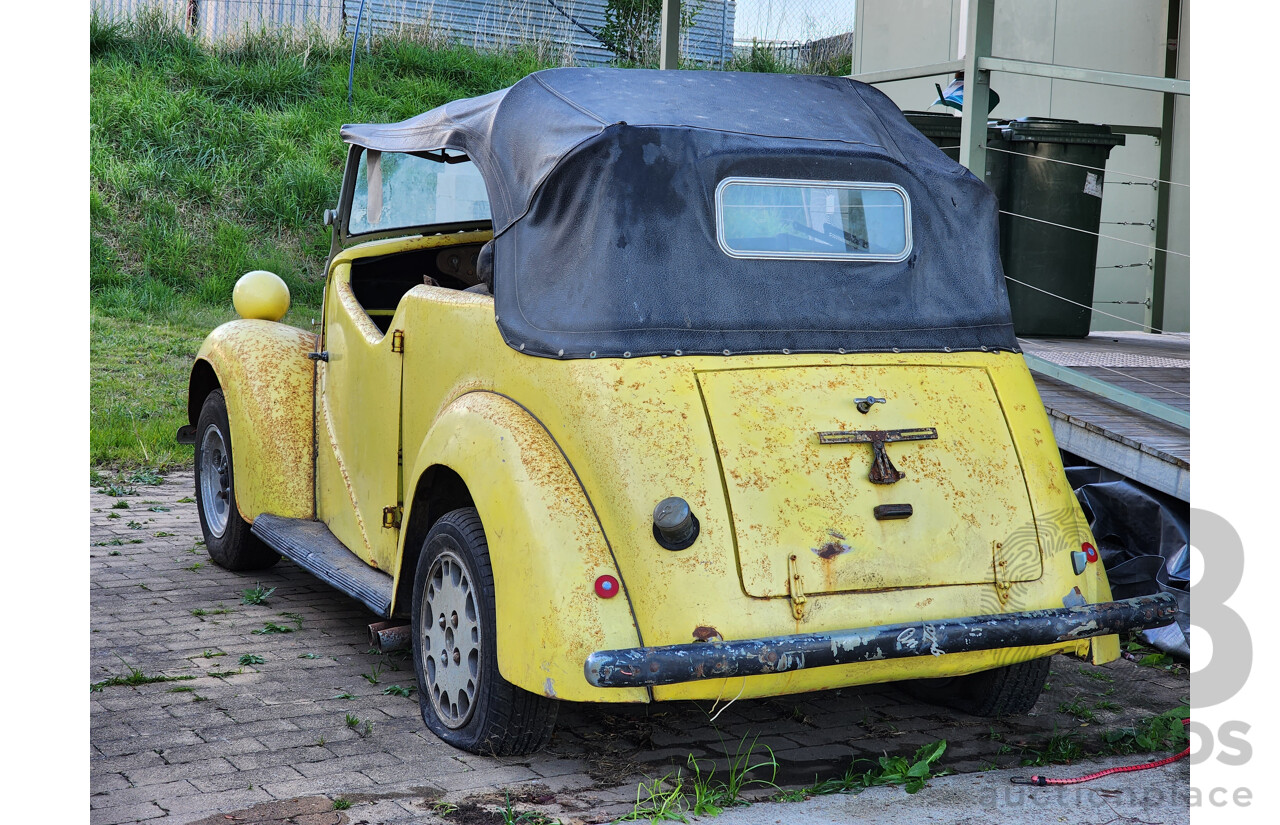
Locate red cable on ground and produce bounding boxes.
[1011,719,1190,786]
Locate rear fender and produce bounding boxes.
[189,320,316,521]
[397,391,647,703]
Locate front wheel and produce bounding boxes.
[411,507,557,755]
[903,656,1051,716]
[194,389,279,572]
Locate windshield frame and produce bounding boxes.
[337,146,493,248]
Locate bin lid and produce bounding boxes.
[901,110,1004,140]
[1001,117,1126,146]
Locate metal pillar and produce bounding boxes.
[958,0,993,180]
[1149,0,1183,333]
[660,0,681,70]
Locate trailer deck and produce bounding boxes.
[1021,332,1190,501]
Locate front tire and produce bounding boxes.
[411,507,557,755]
[194,389,279,572]
[904,656,1051,716]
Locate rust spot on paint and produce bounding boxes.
[693,626,723,642]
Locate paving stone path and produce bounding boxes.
[91,472,1189,824]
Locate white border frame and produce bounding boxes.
[714,177,913,263]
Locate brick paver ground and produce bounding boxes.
[91,472,1189,824]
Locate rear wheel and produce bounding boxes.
[411,507,557,755]
[904,656,1051,716]
[194,389,279,571]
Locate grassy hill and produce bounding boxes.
[89,14,842,471]
[89,14,552,468]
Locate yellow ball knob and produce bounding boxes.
[232,270,290,321]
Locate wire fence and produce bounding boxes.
[91,1,755,66]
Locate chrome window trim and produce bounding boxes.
[714,177,913,263]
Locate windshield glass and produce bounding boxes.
[348,150,491,235]
[716,178,911,261]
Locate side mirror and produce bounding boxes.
[323,208,336,227]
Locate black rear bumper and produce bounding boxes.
[584,593,1176,688]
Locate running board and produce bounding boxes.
[251,515,394,617]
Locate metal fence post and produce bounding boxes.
[186,0,199,36]
[660,0,681,69]
[959,0,993,180]
[1149,0,1183,333]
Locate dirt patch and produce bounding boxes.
[185,796,345,825]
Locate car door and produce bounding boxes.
[315,262,404,573]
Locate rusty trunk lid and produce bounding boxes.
[696,364,1042,598]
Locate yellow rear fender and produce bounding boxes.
[189,320,316,522]
[396,390,648,703]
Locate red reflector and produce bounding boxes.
[1083,542,1098,563]
[595,575,620,598]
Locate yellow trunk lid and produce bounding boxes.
[696,364,1042,597]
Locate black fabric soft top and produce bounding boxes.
[341,68,1019,359]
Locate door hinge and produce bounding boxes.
[382,505,402,529]
[993,540,1012,604]
[391,329,405,353]
[788,554,808,620]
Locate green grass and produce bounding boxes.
[91,661,197,692]
[90,12,554,469]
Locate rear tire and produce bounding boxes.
[411,507,557,755]
[904,656,1051,716]
[194,389,279,572]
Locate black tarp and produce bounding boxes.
[342,68,1018,359]
[1066,464,1191,659]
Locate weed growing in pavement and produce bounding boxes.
[154,531,174,537]
[104,485,139,497]
[239,653,265,666]
[241,584,276,605]
[185,561,203,571]
[1078,666,1114,682]
[253,620,296,635]
[1094,699,1121,711]
[618,774,688,823]
[362,663,385,685]
[1058,696,1099,723]
[208,669,244,677]
[382,684,414,698]
[108,550,121,556]
[332,797,351,810]
[148,505,170,512]
[111,500,130,509]
[683,738,778,816]
[106,512,120,519]
[772,740,949,801]
[177,497,195,503]
[499,793,560,824]
[92,660,197,692]
[345,713,374,737]
[1099,706,1189,755]
[333,692,356,700]
[201,649,226,658]
[128,469,165,485]
[299,652,322,659]
[430,802,459,816]
[127,520,144,529]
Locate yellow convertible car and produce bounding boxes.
[180,68,1175,755]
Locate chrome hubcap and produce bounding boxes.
[198,424,231,538]
[420,548,481,728]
